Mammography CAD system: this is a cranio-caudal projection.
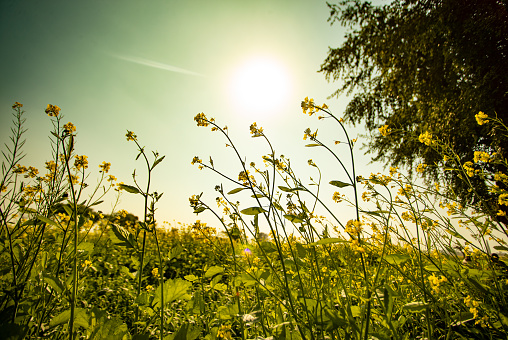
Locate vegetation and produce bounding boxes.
[1,98,507,339]
[319,0,508,211]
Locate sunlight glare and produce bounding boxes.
[228,56,291,119]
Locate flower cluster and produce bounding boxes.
[12,102,23,109]
[475,111,489,125]
[303,128,318,141]
[74,155,88,170]
[249,122,264,137]
[126,131,137,141]
[301,96,328,116]
[378,124,391,137]
[194,112,209,127]
[99,161,111,173]
[418,131,433,146]
[428,273,447,294]
[45,104,61,117]
[63,122,76,134]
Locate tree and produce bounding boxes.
[320,0,508,210]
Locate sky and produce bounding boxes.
[0,0,391,234]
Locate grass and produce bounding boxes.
[0,100,507,339]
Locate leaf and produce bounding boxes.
[44,275,65,295]
[77,242,94,253]
[383,254,410,266]
[401,301,429,313]
[184,274,198,282]
[284,214,304,223]
[118,184,140,194]
[193,207,206,214]
[109,224,137,249]
[153,279,192,308]
[49,308,89,329]
[204,266,224,278]
[309,238,346,246]
[37,215,59,228]
[494,245,508,252]
[277,186,305,192]
[240,207,267,215]
[165,323,202,340]
[251,194,265,198]
[151,155,165,169]
[227,187,246,195]
[305,144,321,147]
[423,264,440,272]
[329,180,351,188]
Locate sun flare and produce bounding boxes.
[228,56,291,119]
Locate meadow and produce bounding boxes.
[1,100,508,340]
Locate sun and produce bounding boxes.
[228,56,291,119]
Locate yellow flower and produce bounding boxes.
[463,161,475,177]
[194,112,209,127]
[45,104,61,117]
[151,267,159,278]
[74,155,88,170]
[99,161,111,173]
[12,102,23,109]
[126,130,137,141]
[301,96,316,115]
[13,164,28,174]
[378,125,391,137]
[146,285,154,291]
[332,192,342,203]
[63,122,76,134]
[418,131,433,146]
[497,210,506,217]
[499,193,508,206]
[107,175,117,182]
[249,122,264,137]
[473,151,490,163]
[416,163,427,173]
[217,325,233,340]
[475,111,489,125]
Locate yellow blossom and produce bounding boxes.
[475,111,489,125]
[418,131,433,146]
[107,175,116,182]
[151,267,159,278]
[250,122,264,137]
[99,161,111,173]
[74,155,88,170]
[499,193,508,206]
[63,122,76,134]
[378,125,391,136]
[301,97,316,115]
[126,130,137,141]
[12,102,23,109]
[45,104,61,117]
[463,161,475,177]
[473,151,490,163]
[194,112,209,127]
[416,163,427,173]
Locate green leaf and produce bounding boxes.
[305,144,321,147]
[227,187,246,195]
[193,207,206,214]
[401,301,429,313]
[383,254,410,266]
[49,308,89,329]
[494,245,508,252]
[152,155,165,169]
[37,215,59,228]
[240,207,267,215]
[278,186,293,192]
[153,279,192,308]
[184,274,198,282]
[165,323,202,340]
[284,214,304,223]
[329,180,351,188]
[77,242,94,253]
[204,266,224,278]
[251,194,265,198]
[309,238,346,246]
[118,184,140,194]
[43,275,65,295]
[109,224,137,249]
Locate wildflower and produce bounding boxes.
[243,248,252,256]
[189,195,200,209]
[499,193,508,206]
[27,166,39,178]
[238,170,255,185]
[498,210,506,217]
[1,184,7,192]
[475,111,489,125]
[146,285,154,291]
[12,102,23,109]
[308,159,316,167]
[151,267,159,278]
[418,131,433,146]
[194,112,209,127]
[45,104,61,117]
[249,122,264,137]
[332,192,342,203]
[82,260,92,268]
[99,161,111,173]
[463,161,475,177]
[74,155,88,170]
[13,164,28,174]
[191,156,202,165]
[345,219,363,234]
[301,97,316,115]
[107,175,116,182]
[464,295,480,319]
[126,130,137,141]
[303,128,318,141]
[416,163,427,173]
[217,325,233,339]
[473,151,490,163]
[379,125,391,136]
[63,122,76,134]
[428,274,447,294]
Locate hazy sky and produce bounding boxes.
[1,0,387,231]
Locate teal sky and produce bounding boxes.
[1,0,386,231]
